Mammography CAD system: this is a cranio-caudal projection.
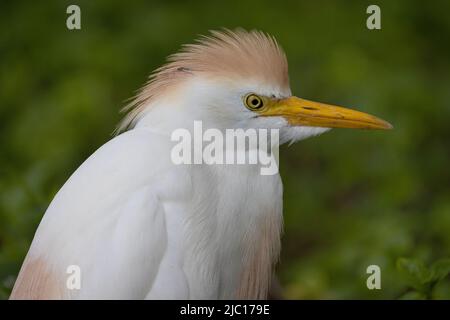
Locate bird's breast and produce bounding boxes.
[157,163,283,299]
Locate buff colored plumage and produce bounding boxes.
[117,29,289,133]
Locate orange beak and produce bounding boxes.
[260,96,393,130]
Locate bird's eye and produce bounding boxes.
[244,93,264,110]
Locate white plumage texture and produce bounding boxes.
[12,127,283,299]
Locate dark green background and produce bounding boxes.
[1,0,449,299]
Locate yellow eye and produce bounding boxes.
[244,93,264,110]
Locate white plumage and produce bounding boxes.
[10,29,391,300]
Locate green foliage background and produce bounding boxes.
[1,0,449,299]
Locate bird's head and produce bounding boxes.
[118,29,392,144]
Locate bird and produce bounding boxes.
[10,29,392,300]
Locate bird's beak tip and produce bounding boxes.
[381,123,394,130]
[366,117,394,130]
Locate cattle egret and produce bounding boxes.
[10,29,392,300]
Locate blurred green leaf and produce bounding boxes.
[430,259,450,282]
[397,258,432,293]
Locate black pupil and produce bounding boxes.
[251,99,259,106]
